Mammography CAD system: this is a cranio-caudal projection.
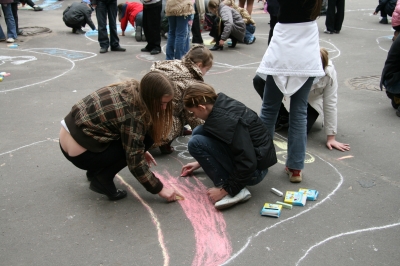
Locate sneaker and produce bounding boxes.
[285,167,302,183]
[99,47,108,53]
[333,30,340,34]
[141,47,151,52]
[135,26,142,42]
[150,49,161,55]
[111,46,126,52]
[0,38,5,42]
[6,38,14,43]
[214,188,251,210]
[33,5,43,11]
[324,29,333,34]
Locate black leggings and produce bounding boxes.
[60,140,127,192]
[253,74,319,133]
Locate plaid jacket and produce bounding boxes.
[64,79,163,194]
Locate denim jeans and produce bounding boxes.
[166,15,191,60]
[0,24,5,40]
[244,24,255,43]
[260,75,314,170]
[135,11,143,27]
[188,125,268,187]
[96,0,120,49]
[1,4,17,39]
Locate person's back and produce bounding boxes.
[63,2,96,34]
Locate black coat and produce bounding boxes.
[381,35,400,93]
[204,93,277,195]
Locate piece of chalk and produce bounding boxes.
[175,195,184,200]
[276,201,293,209]
[271,188,283,197]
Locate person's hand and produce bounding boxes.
[144,151,157,167]
[219,40,225,46]
[207,187,228,203]
[158,187,185,202]
[181,161,201,176]
[326,136,350,152]
[373,11,377,15]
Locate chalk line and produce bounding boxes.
[116,174,170,266]
[296,222,400,266]
[0,138,58,156]
[221,152,344,265]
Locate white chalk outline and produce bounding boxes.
[295,222,400,265]
[0,48,96,93]
[0,138,58,157]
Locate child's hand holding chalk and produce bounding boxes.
[181,161,201,176]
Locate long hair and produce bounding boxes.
[320,47,329,70]
[183,45,214,69]
[183,82,218,108]
[208,0,220,15]
[309,0,322,20]
[140,71,175,145]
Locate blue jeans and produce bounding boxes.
[1,4,17,39]
[188,125,268,187]
[96,0,119,49]
[166,15,191,60]
[135,11,143,27]
[260,75,314,170]
[244,24,255,43]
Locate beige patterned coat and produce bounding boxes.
[150,57,204,145]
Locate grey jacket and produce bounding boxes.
[218,3,245,42]
[63,2,96,30]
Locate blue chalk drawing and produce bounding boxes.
[30,48,91,59]
[85,24,134,36]
[42,0,63,10]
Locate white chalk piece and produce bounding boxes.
[271,188,283,197]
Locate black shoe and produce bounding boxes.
[135,26,142,42]
[210,45,223,51]
[159,143,174,154]
[111,46,126,52]
[141,47,151,52]
[89,178,127,201]
[72,28,77,34]
[333,30,340,34]
[228,39,237,48]
[99,47,108,53]
[75,28,86,34]
[17,29,23,35]
[324,29,333,34]
[33,6,43,11]
[379,17,388,24]
[150,49,161,55]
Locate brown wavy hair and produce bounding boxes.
[320,47,329,70]
[139,71,175,145]
[183,81,218,108]
[309,0,322,20]
[184,45,214,69]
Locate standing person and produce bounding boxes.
[150,45,213,153]
[266,0,279,45]
[253,48,351,152]
[140,0,162,55]
[117,2,143,41]
[207,0,246,51]
[238,0,254,15]
[191,0,206,45]
[324,0,345,34]
[373,0,397,24]
[1,0,17,43]
[380,34,400,117]
[391,0,400,41]
[59,72,184,202]
[165,0,195,60]
[257,0,325,183]
[181,82,276,210]
[91,0,126,53]
[63,1,97,34]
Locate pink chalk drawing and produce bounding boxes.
[156,170,232,266]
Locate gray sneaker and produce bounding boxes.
[135,26,142,42]
[214,188,251,210]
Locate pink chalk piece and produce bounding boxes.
[155,171,232,266]
[337,155,354,160]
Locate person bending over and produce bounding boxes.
[181,82,277,210]
[59,72,183,202]
[63,1,96,34]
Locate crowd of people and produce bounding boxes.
[4,0,399,210]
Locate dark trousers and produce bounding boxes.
[64,20,86,30]
[60,141,127,193]
[143,2,162,51]
[325,0,345,32]
[191,4,203,44]
[268,15,277,45]
[253,74,319,133]
[96,0,120,49]
[11,3,18,32]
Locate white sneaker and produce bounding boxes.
[214,188,251,210]
[6,38,14,43]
